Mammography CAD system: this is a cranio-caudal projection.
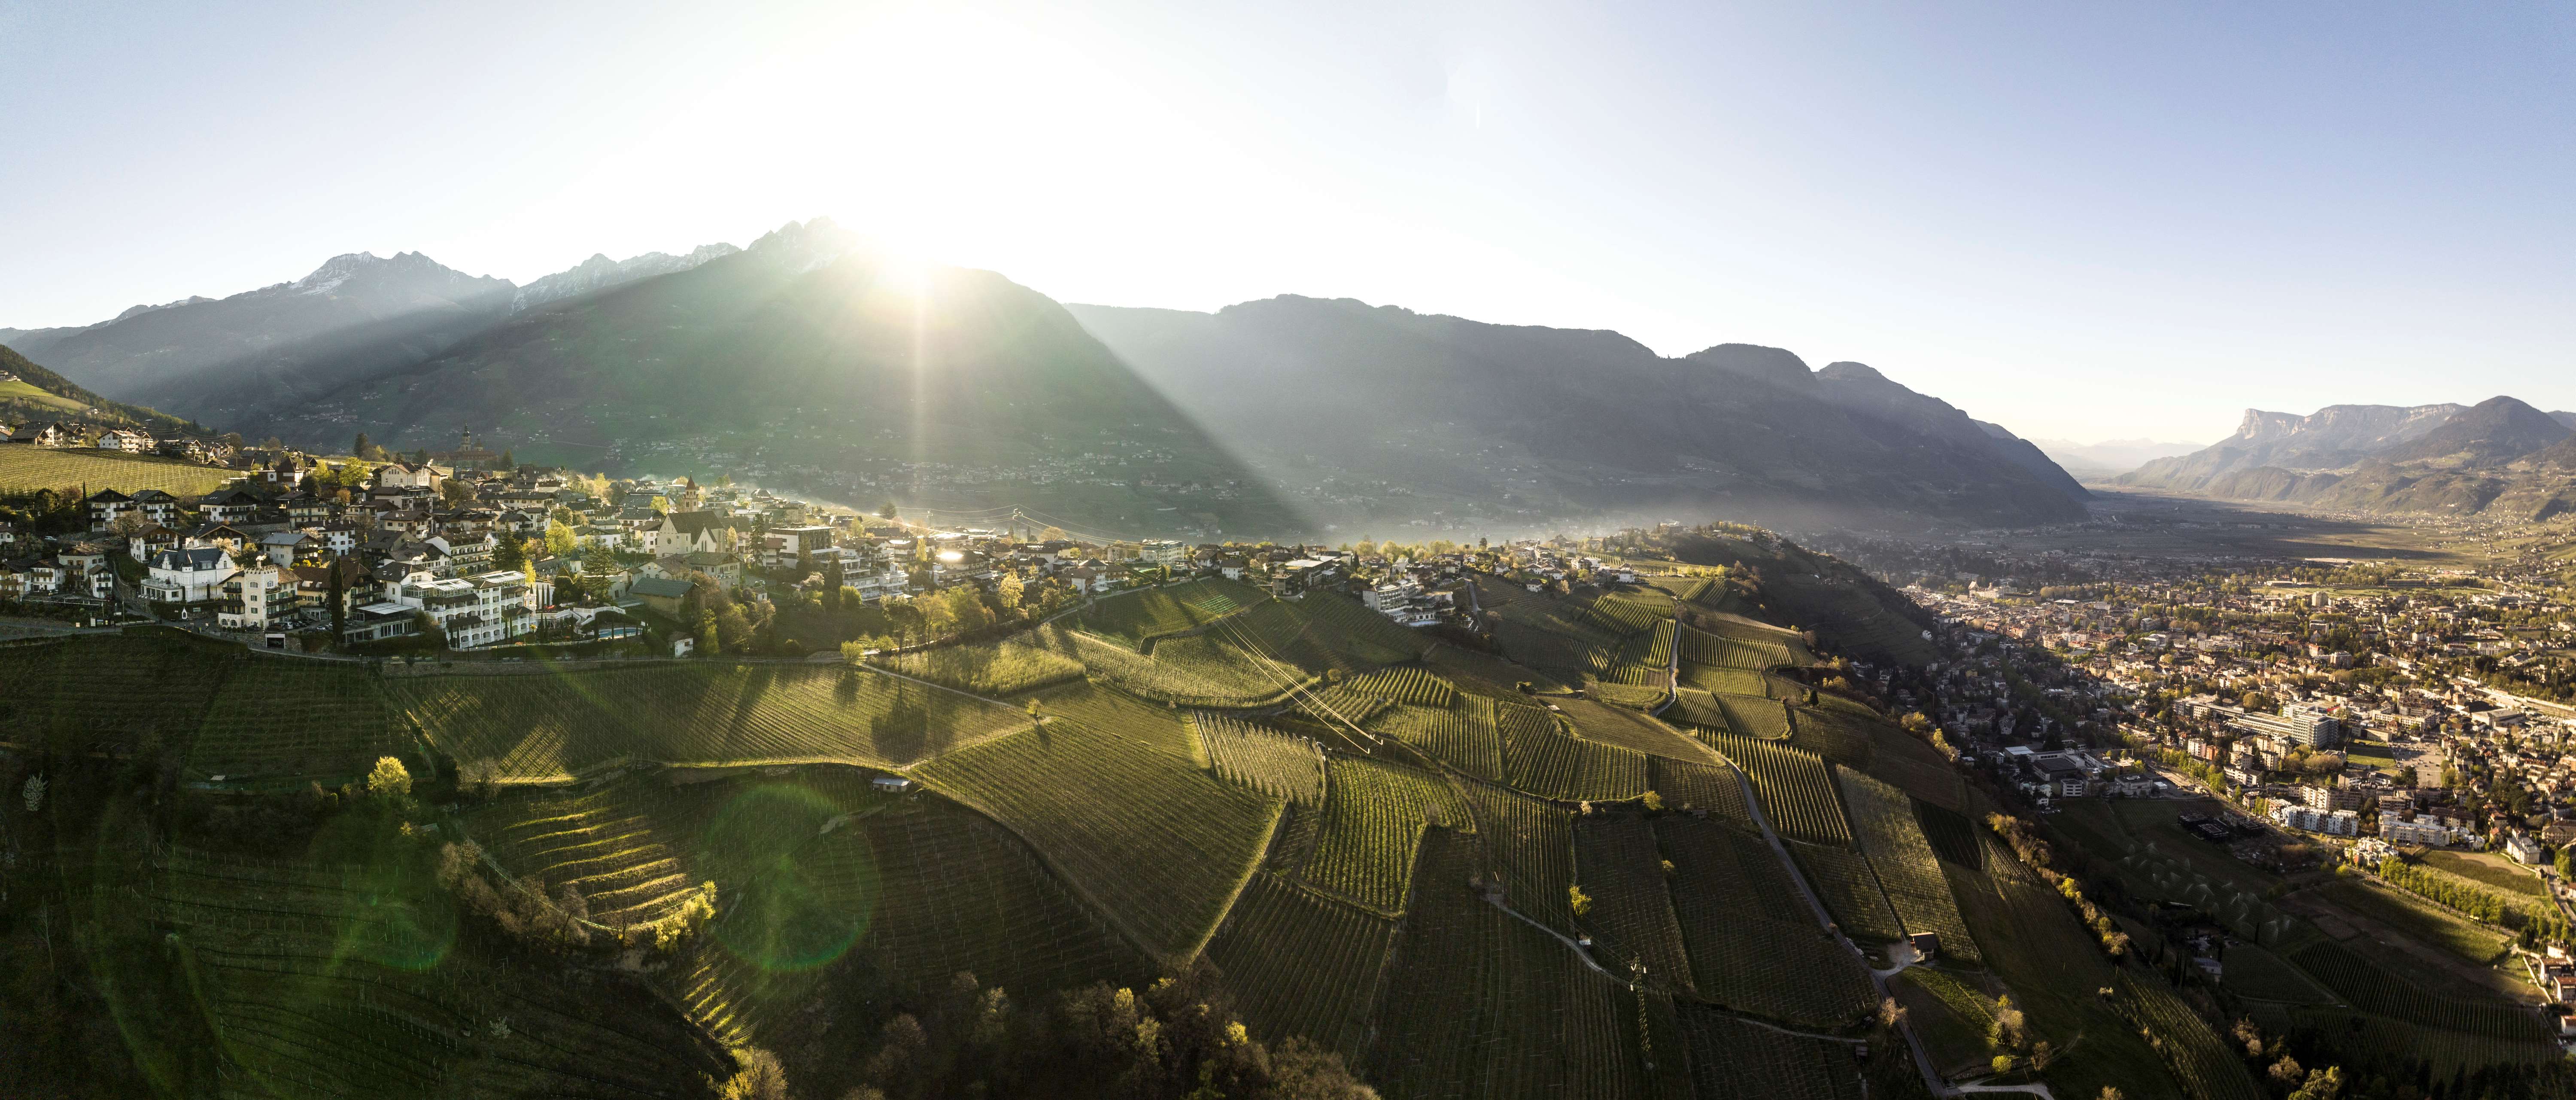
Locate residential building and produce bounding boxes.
[217,564,295,631]
[142,545,238,605]
[2506,834,2544,865]
[387,569,534,649]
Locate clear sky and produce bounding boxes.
[3,0,2570,444]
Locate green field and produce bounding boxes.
[1954,831,2190,1100]
[1205,872,1396,1057]
[1891,968,1999,1074]
[910,717,1281,962]
[2287,939,2550,1040]
[1301,756,1470,913]
[1572,814,1695,991]
[1675,1003,1865,1100]
[1369,697,1506,780]
[2422,849,2549,898]
[1498,704,1651,801]
[1367,830,1649,1099]
[1458,781,1579,935]
[1196,712,1327,804]
[871,634,1086,695]
[0,631,243,756]
[0,442,238,497]
[1838,769,1978,963]
[2111,970,2266,1100]
[136,841,732,1097]
[2315,878,2512,966]
[1787,704,1879,767]
[1700,731,1850,846]
[1074,577,1264,649]
[2221,943,2336,1004]
[1659,816,1877,1027]
[1026,623,1316,706]
[396,663,1027,780]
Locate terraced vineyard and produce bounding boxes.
[1583,591,1674,635]
[910,718,1281,961]
[1675,1003,1865,1100]
[1656,817,1875,1027]
[1836,770,1978,963]
[1032,625,1314,707]
[1204,873,1396,1057]
[0,443,240,496]
[1786,705,1877,767]
[140,844,728,1099]
[838,797,1149,996]
[1709,693,1793,741]
[396,663,1025,780]
[1194,713,1326,804]
[1662,688,1735,731]
[1499,704,1651,801]
[0,630,241,753]
[1426,640,1572,695]
[1023,679,1197,761]
[1572,815,1695,992]
[1302,756,1470,913]
[1369,698,1504,780]
[1858,720,1966,811]
[1074,578,1263,649]
[1367,830,1648,1099]
[871,634,1086,695]
[1346,665,1458,707]
[1678,662,1768,697]
[2287,940,2553,1040]
[1648,757,1751,824]
[1787,839,1906,942]
[1285,680,1385,725]
[2221,944,2336,1004]
[1677,622,1795,670]
[2112,971,2266,1100]
[2283,1006,2566,1079]
[470,785,701,930]
[1459,782,1578,935]
[1588,619,1675,686]
[1700,732,1850,846]
[1228,590,1431,671]
[193,658,410,780]
[1558,698,1719,764]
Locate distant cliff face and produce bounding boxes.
[2121,402,2466,491]
[2119,397,2576,520]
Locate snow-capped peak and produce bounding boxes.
[296,251,386,295]
[507,241,744,312]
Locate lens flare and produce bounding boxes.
[705,783,879,972]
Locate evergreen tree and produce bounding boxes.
[352,432,370,458]
[327,559,346,643]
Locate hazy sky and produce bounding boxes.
[4,1,2570,444]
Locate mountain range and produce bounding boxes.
[1069,297,2089,530]
[2,220,2093,534]
[2117,397,2576,519]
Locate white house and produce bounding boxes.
[375,462,445,491]
[143,545,238,605]
[96,430,154,453]
[388,568,534,649]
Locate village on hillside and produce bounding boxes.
[0,427,1677,662]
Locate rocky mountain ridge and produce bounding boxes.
[2119,396,2576,519]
